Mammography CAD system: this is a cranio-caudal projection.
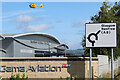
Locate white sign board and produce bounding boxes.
[86,23,117,47]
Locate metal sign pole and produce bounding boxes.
[111,48,114,80]
[90,48,92,80]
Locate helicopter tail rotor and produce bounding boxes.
[40,4,43,8]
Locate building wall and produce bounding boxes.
[13,40,35,57]
[0,39,3,56]
[0,35,60,57]
[0,37,6,57]
[2,38,14,57]
[0,57,98,79]
[13,35,59,57]
[14,35,58,49]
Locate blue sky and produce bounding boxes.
[2,2,103,49]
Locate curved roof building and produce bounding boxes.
[0,33,68,57]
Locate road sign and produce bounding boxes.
[86,23,117,48]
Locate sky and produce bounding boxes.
[1,2,104,49]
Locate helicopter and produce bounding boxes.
[29,3,43,8]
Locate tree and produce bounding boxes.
[82,1,120,59]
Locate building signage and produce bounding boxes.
[86,23,117,47]
[0,64,71,72]
[30,40,48,45]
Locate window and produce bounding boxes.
[35,50,51,53]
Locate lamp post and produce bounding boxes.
[48,41,51,57]
[64,43,66,57]
[65,47,66,57]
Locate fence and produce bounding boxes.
[98,55,120,76]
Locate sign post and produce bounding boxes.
[85,23,117,80]
[111,48,114,80]
[90,48,92,80]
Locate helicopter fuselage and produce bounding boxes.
[29,4,37,8]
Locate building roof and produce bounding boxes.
[2,33,60,44]
[0,34,5,39]
[2,34,17,37]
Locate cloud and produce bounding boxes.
[18,23,28,29]
[73,22,84,27]
[73,19,91,27]
[11,15,51,32]
[2,9,45,19]
[68,42,78,47]
[67,42,82,49]
[25,24,53,32]
[12,15,35,23]
[11,14,47,23]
